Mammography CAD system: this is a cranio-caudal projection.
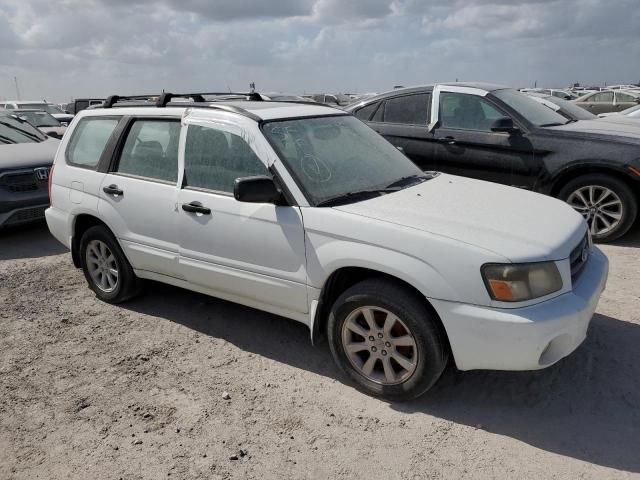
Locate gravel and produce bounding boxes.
[1,222,639,479]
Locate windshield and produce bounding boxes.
[492,89,570,126]
[538,96,596,120]
[263,115,425,206]
[17,111,60,127]
[0,114,47,144]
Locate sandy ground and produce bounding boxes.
[0,222,639,480]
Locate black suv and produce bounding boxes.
[346,83,640,242]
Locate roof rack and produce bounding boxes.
[101,91,265,122]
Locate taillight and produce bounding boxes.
[48,165,54,203]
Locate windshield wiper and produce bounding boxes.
[539,122,567,127]
[317,188,396,207]
[0,120,43,142]
[384,173,428,189]
[0,134,17,144]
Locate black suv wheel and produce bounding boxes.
[559,174,637,242]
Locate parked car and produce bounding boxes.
[0,101,74,124]
[520,88,574,100]
[45,93,608,400]
[598,103,640,121]
[573,90,640,114]
[14,109,67,139]
[525,93,598,121]
[67,98,104,115]
[304,93,353,106]
[0,112,59,228]
[346,83,640,241]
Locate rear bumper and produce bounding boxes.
[45,206,72,249]
[431,247,609,371]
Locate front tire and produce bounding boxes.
[559,174,637,243]
[79,225,140,303]
[327,279,449,401]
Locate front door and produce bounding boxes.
[98,117,182,278]
[430,88,534,187]
[177,119,308,319]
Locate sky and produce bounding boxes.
[1,0,639,102]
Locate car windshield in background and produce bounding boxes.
[18,111,61,127]
[263,115,427,206]
[493,88,570,127]
[19,103,63,115]
[0,114,48,144]
[544,96,597,120]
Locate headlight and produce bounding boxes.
[482,262,562,302]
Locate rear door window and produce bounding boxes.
[67,117,120,168]
[115,119,180,183]
[383,94,430,125]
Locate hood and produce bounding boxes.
[38,126,67,139]
[546,119,640,143]
[596,115,640,126]
[0,138,60,171]
[335,174,586,262]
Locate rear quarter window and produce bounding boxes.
[66,117,120,168]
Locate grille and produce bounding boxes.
[0,170,40,193]
[5,206,47,226]
[570,232,590,283]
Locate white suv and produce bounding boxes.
[46,93,609,400]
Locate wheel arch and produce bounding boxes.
[550,163,640,198]
[310,266,452,357]
[71,214,120,268]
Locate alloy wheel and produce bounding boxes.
[341,306,418,385]
[86,239,119,293]
[566,185,623,237]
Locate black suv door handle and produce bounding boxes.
[440,136,456,145]
[182,201,211,215]
[103,184,123,196]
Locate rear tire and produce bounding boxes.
[327,278,449,401]
[79,225,140,303]
[558,174,637,243]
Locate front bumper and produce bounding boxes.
[430,247,609,371]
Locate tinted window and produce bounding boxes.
[439,93,505,131]
[384,94,430,124]
[184,124,268,193]
[354,102,379,121]
[67,118,119,167]
[116,120,180,182]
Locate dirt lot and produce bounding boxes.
[1,223,639,480]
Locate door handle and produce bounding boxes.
[182,201,211,215]
[103,184,123,196]
[440,136,456,145]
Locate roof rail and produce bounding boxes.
[103,91,264,109]
[103,94,157,108]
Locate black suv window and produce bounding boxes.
[67,117,119,167]
[439,92,504,131]
[184,124,268,194]
[383,94,430,125]
[354,102,379,121]
[116,119,180,182]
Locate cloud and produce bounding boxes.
[0,0,638,101]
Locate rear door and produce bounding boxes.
[362,93,437,171]
[614,92,638,112]
[177,117,308,319]
[429,86,534,186]
[98,116,182,278]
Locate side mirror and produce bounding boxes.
[234,176,282,204]
[491,116,517,133]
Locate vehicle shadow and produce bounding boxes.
[124,284,640,473]
[610,222,640,248]
[0,222,67,260]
